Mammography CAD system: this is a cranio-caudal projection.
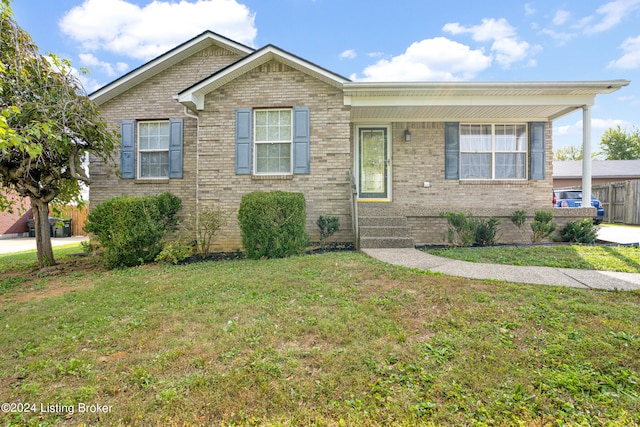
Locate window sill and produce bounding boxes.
[459,179,529,186]
[251,175,293,181]
[134,178,170,184]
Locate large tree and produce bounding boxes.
[1,0,117,267]
[599,126,640,160]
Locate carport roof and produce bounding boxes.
[343,80,630,122]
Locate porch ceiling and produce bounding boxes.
[343,80,630,122]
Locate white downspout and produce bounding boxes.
[582,105,592,209]
[184,106,200,232]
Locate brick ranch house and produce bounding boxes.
[88,31,629,250]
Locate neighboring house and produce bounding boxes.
[553,160,640,188]
[88,31,629,249]
[0,188,31,239]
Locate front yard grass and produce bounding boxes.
[425,244,640,273]
[0,250,638,426]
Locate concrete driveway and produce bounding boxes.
[597,224,640,245]
[0,236,88,255]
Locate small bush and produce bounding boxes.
[84,192,182,267]
[443,212,500,247]
[155,241,194,265]
[531,210,557,243]
[316,215,340,248]
[237,191,308,259]
[194,208,228,257]
[474,217,501,246]
[561,219,598,244]
[444,212,476,246]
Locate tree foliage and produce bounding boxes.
[1,0,117,267]
[553,144,601,161]
[599,126,640,160]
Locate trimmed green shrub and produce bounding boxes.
[531,210,556,243]
[444,212,476,246]
[474,217,501,246]
[84,192,182,267]
[443,212,500,247]
[316,215,340,248]
[237,191,308,259]
[561,219,598,244]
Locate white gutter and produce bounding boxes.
[183,106,200,232]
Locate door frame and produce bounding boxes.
[355,124,392,202]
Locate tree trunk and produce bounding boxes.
[30,196,55,267]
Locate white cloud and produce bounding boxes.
[443,18,538,68]
[607,35,640,69]
[354,37,492,82]
[525,3,536,16]
[539,28,576,44]
[59,0,257,61]
[553,10,571,25]
[580,0,640,34]
[78,53,130,76]
[555,118,632,136]
[339,49,357,60]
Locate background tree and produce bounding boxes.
[553,144,602,161]
[1,0,117,267]
[599,126,640,160]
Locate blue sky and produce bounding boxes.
[11,0,640,151]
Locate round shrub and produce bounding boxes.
[237,191,308,259]
[84,192,182,267]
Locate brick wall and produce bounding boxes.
[91,51,354,251]
[197,61,353,250]
[90,45,246,240]
[374,122,587,245]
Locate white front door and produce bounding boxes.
[358,126,391,200]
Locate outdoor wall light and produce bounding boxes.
[404,129,411,142]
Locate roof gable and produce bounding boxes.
[89,31,254,106]
[177,44,351,111]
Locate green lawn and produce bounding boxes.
[0,249,638,426]
[425,244,640,273]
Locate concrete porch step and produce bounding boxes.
[358,215,408,227]
[360,225,412,238]
[360,236,415,249]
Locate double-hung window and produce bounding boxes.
[138,121,170,178]
[254,109,292,174]
[460,124,527,179]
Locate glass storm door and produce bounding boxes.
[359,127,389,199]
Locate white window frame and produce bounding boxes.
[137,120,170,179]
[460,123,528,180]
[253,108,293,175]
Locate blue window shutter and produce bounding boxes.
[529,122,546,180]
[168,119,183,178]
[120,120,135,179]
[445,122,460,180]
[293,107,310,174]
[236,108,252,174]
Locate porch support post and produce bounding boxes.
[582,105,592,208]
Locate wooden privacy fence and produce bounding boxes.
[50,205,88,236]
[592,180,640,225]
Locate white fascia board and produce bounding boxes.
[90,31,254,105]
[179,46,349,110]
[345,94,595,108]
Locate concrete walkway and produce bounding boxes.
[362,248,640,291]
